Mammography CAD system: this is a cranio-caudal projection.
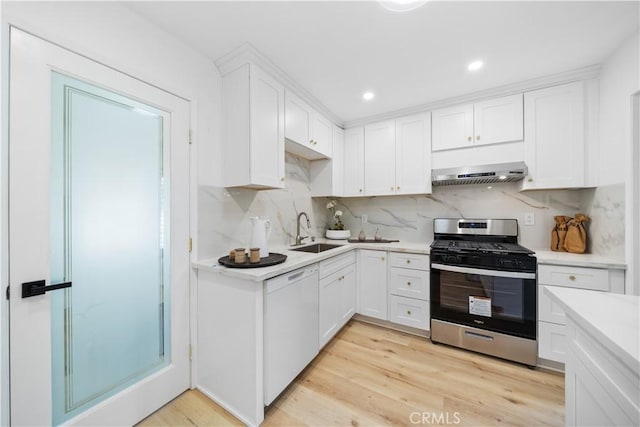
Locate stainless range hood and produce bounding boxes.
[431,162,528,186]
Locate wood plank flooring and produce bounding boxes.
[139,320,564,426]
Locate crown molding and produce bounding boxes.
[342,64,602,129]
[215,42,343,125]
[216,43,602,130]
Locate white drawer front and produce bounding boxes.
[538,321,566,363]
[388,295,429,330]
[389,267,429,301]
[389,252,429,270]
[319,251,356,279]
[539,285,567,325]
[538,265,610,291]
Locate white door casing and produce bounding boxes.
[9,28,190,426]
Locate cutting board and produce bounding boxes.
[347,239,400,243]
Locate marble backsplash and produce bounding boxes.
[580,183,625,258]
[198,153,626,260]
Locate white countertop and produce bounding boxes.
[192,240,430,282]
[544,286,639,374]
[533,250,627,270]
[193,240,627,282]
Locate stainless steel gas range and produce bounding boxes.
[430,218,537,367]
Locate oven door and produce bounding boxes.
[430,263,536,339]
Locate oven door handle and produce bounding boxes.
[431,263,536,280]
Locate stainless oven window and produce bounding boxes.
[439,270,525,322]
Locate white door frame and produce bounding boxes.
[8,28,193,426]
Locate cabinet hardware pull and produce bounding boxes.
[390,186,394,190]
[281,177,285,181]
[397,186,400,190]
[406,260,411,264]
[476,135,480,140]
[359,189,362,192]
[381,257,385,261]
[407,282,411,286]
[528,177,533,182]
[467,136,472,142]
[406,310,412,315]
[569,275,576,281]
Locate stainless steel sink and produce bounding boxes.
[290,243,343,253]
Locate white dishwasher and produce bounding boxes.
[264,264,319,405]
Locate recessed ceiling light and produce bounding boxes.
[467,60,484,72]
[363,92,375,101]
[379,0,428,12]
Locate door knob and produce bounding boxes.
[22,279,72,298]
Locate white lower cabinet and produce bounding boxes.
[388,295,429,330]
[319,252,356,348]
[357,249,388,320]
[387,252,430,331]
[537,264,625,364]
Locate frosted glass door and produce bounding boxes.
[49,73,171,424]
[11,30,189,426]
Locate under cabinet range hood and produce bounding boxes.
[431,162,528,186]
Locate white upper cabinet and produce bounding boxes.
[343,127,365,197]
[521,81,585,190]
[364,120,396,196]
[431,104,474,151]
[222,63,285,189]
[363,113,431,196]
[310,125,344,197]
[432,94,523,152]
[395,113,431,195]
[473,94,524,146]
[285,90,332,159]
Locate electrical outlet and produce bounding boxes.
[524,212,535,226]
[362,214,368,224]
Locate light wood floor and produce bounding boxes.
[139,320,564,426]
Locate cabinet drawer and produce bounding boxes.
[538,285,567,325]
[538,321,566,363]
[389,267,429,301]
[388,295,429,330]
[538,265,610,291]
[319,251,356,279]
[389,252,429,270]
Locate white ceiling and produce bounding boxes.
[125,1,639,124]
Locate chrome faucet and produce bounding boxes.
[295,212,311,246]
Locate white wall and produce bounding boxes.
[0,1,224,420]
[598,30,639,186]
[598,30,639,293]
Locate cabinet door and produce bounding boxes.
[522,81,584,189]
[284,90,311,146]
[357,250,388,320]
[319,274,340,349]
[250,66,285,188]
[432,103,473,151]
[364,120,396,196]
[312,113,332,158]
[395,113,431,195]
[339,264,356,327]
[343,127,365,197]
[473,94,523,146]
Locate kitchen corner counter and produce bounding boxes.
[545,286,640,425]
[545,286,639,372]
[533,249,627,270]
[192,241,431,282]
